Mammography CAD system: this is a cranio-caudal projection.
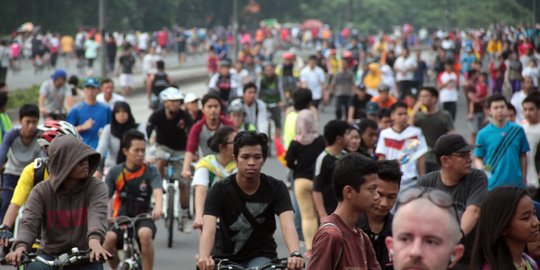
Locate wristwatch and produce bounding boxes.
[290,251,303,258]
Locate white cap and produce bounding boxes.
[160,87,184,101]
[184,92,199,103]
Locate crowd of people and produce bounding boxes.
[0,21,538,270]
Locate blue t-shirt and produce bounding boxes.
[67,102,111,149]
[475,121,530,190]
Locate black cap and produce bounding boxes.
[433,134,477,158]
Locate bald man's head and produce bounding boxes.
[387,198,464,270]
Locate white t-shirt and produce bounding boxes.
[300,66,325,100]
[142,53,161,75]
[523,66,540,87]
[96,92,126,110]
[191,160,237,187]
[394,55,417,81]
[138,32,149,50]
[523,122,540,188]
[376,126,428,189]
[439,71,459,102]
[511,90,528,123]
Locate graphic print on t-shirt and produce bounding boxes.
[230,202,268,253]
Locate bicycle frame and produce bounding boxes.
[161,157,183,221]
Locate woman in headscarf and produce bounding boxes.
[96,101,146,177]
[285,109,326,257]
[363,62,382,97]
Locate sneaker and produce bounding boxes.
[179,216,192,233]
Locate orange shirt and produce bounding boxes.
[371,95,397,109]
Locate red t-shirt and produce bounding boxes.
[207,56,218,73]
[308,214,380,270]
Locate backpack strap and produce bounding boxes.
[33,158,47,186]
[320,222,343,270]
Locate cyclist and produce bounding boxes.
[229,82,268,134]
[38,69,71,120]
[276,52,302,104]
[147,60,172,111]
[146,87,192,232]
[0,104,40,221]
[0,120,80,245]
[6,135,111,269]
[103,130,163,270]
[181,93,234,179]
[197,131,304,270]
[208,59,239,108]
[227,103,257,132]
[192,126,237,230]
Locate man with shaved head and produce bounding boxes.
[385,188,465,270]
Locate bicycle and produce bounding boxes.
[110,213,151,270]
[1,247,108,269]
[212,257,290,270]
[158,153,186,248]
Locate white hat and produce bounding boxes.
[160,87,184,101]
[184,92,199,103]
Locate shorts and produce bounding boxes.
[468,113,485,133]
[120,74,134,87]
[109,218,156,250]
[267,105,282,129]
[155,145,184,180]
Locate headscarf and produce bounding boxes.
[363,62,382,90]
[110,101,138,164]
[294,109,319,146]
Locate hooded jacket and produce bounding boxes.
[14,136,108,255]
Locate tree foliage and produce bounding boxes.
[0,0,536,34]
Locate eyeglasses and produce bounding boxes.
[448,152,471,159]
[398,187,464,239]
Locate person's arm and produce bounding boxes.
[285,142,297,170]
[146,74,154,100]
[475,157,485,170]
[408,106,421,126]
[151,188,163,220]
[86,181,108,246]
[521,152,528,186]
[3,163,36,229]
[193,185,208,230]
[12,185,44,251]
[257,101,269,135]
[417,155,426,176]
[460,205,480,236]
[182,151,195,179]
[38,84,48,115]
[183,122,202,178]
[279,210,300,253]
[197,215,217,270]
[0,130,17,166]
[312,192,327,219]
[95,125,111,158]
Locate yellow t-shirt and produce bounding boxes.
[11,159,49,207]
[60,35,74,53]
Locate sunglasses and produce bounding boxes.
[399,187,464,239]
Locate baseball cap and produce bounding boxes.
[184,93,199,103]
[366,102,380,115]
[83,77,100,88]
[51,69,67,80]
[433,134,478,158]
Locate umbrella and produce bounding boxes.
[301,19,323,30]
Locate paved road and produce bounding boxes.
[4,52,206,91]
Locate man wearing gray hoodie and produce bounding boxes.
[6,135,110,269]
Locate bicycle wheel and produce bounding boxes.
[167,185,175,248]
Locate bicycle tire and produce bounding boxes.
[119,262,132,270]
[167,185,175,248]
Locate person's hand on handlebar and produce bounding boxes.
[182,169,192,179]
[197,256,215,270]
[152,205,163,221]
[287,254,305,270]
[88,238,111,263]
[6,246,26,266]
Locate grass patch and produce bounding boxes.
[7,85,40,110]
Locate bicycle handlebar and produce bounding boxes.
[110,213,153,228]
[213,257,290,270]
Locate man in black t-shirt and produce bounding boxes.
[118,44,136,96]
[417,134,488,270]
[347,84,372,123]
[197,132,304,270]
[146,87,192,232]
[410,87,454,173]
[357,160,402,269]
[313,120,352,218]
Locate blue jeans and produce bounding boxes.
[0,174,19,221]
[27,254,103,270]
[290,175,303,241]
[240,256,272,268]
